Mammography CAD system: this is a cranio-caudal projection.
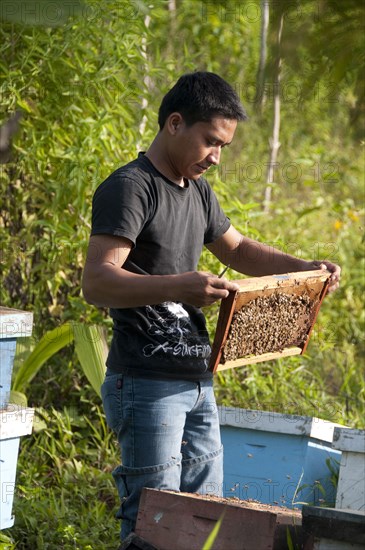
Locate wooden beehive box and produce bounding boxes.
[135,488,304,550]
[209,270,330,373]
[302,505,365,549]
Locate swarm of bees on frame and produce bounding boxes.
[221,291,315,362]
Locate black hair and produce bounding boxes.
[158,71,248,130]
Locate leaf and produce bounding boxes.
[73,324,107,397]
[202,513,224,550]
[296,206,323,222]
[32,408,48,432]
[13,336,34,374]
[12,324,74,393]
[9,389,28,407]
[233,201,261,212]
[286,526,295,550]
[16,99,33,113]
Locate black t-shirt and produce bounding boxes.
[91,153,230,380]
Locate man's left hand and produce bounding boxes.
[308,260,341,294]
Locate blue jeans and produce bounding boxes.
[101,372,223,540]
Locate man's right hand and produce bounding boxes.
[172,271,239,307]
[82,235,238,309]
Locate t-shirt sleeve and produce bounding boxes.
[91,173,151,246]
[201,179,231,244]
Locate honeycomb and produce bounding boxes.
[221,291,314,362]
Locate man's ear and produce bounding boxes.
[166,112,184,135]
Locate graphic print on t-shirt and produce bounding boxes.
[143,302,211,360]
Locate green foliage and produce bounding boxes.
[0,1,83,26]
[293,457,340,509]
[0,1,154,328]
[11,323,107,402]
[0,532,16,550]
[2,405,120,549]
[279,0,365,137]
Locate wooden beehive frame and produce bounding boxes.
[209,270,330,373]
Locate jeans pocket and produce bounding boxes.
[101,373,124,434]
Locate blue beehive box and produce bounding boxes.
[219,406,345,508]
[0,337,16,409]
[0,307,34,530]
[0,307,33,408]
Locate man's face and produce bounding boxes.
[168,116,237,181]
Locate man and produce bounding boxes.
[82,72,340,540]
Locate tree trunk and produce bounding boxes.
[255,0,270,114]
[263,10,284,213]
[137,15,152,147]
[166,0,177,61]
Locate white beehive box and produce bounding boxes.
[0,405,35,529]
[0,307,34,530]
[332,427,365,512]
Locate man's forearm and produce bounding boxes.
[82,265,178,308]
[82,264,239,309]
[207,227,340,293]
[228,236,313,276]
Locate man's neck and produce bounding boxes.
[145,136,184,187]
